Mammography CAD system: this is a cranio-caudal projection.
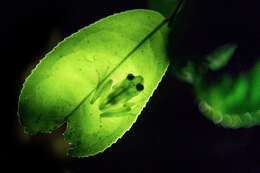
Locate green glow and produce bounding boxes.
[177,61,197,83]
[207,44,237,71]
[172,44,237,83]
[18,9,169,157]
[196,61,260,128]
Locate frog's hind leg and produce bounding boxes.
[90,79,112,105]
[90,79,113,104]
[100,105,132,117]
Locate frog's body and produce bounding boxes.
[90,73,144,117]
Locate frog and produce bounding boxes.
[89,73,144,117]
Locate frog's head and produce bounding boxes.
[126,73,144,92]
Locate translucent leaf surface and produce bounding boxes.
[18,9,169,157]
[195,61,260,128]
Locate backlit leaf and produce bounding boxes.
[18,9,169,157]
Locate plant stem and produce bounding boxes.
[167,0,185,24]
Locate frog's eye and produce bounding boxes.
[127,73,135,80]
[136,83,144,91]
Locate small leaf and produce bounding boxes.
[195,61,260,128]
[18,9,169,157]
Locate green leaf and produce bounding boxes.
[18,9,169,157]
[148,0,180,17]
[195,61,260,128]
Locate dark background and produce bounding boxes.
[2,0,260,172]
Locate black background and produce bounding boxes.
[2,0,260,172]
